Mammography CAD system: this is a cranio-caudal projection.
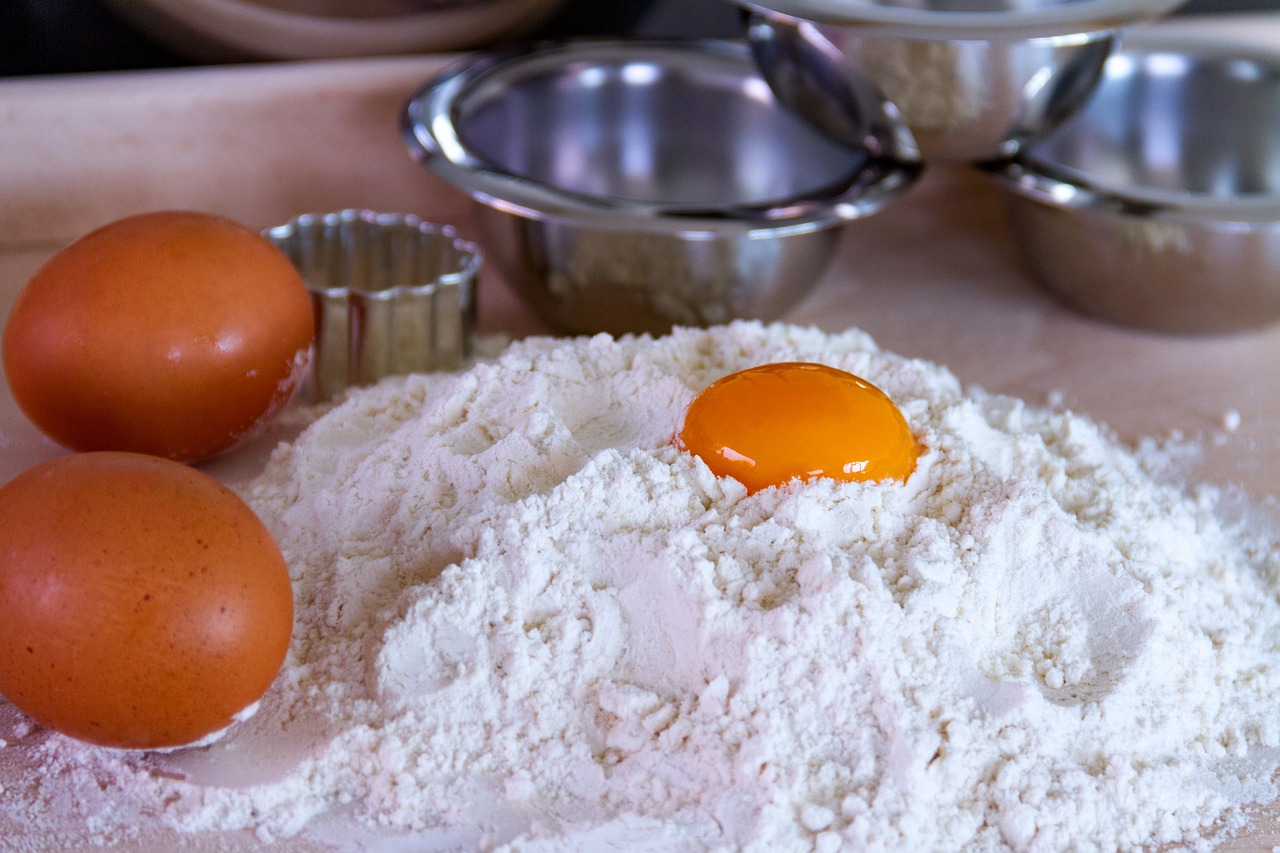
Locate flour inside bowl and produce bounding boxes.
[5,321,1280,852]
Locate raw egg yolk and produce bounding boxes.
[677,362,918,493]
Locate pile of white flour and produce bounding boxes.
[5,321,1280,851]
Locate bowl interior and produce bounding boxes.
[1028,41,1280,199]
[452,44,868,208]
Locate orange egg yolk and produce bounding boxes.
[677,362,918,494]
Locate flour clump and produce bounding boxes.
[6,321,1280,852]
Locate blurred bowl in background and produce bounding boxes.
[100,0,567,61]
[402,38,919,336]
[986,31,1280,334]
[735,0,1187,164]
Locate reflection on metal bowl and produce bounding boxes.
[987,32,1280,333]
[402,39,919,336]
[735,0,1187,163]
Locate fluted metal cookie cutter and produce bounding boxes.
[266,209,480,402]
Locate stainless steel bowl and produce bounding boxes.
[987,33,1280,334]
[101,0,566,61]
[737,0,1187,164]
[402,38,918,335]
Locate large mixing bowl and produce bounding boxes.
[736,0,1188,164]
[403,39,919,335]
[987,32,1280,334]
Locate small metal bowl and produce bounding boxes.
[736,0,1187,164]
[265,210,480,401]
[402,38,918,336]
[986,33,1280,334]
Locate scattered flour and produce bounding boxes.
[4,321,1280,852]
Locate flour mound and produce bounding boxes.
[12,322,1280,852]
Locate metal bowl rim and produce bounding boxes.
[987,161,1280,227]
[733,0,1187,40]
[985,32,1280,225]
[401,37,919,234]
[263,208,484,294]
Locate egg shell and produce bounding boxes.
[1,210,315,462]
[0,451,294,750]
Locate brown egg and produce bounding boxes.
[1,210,314,462]
[0,452,294,750]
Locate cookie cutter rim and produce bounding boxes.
[264,209,481,403]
